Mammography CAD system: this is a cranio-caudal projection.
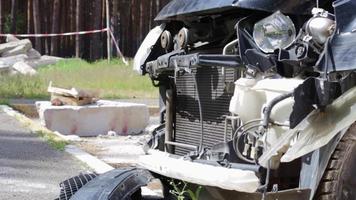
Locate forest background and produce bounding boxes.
[0,0,170,60]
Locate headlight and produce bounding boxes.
[253,11,296,53]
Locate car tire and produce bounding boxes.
[57,173,97,200]
[315,123,356,200]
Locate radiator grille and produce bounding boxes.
[174,66,236,155]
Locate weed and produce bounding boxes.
[36,130,68,151]
[0,98,10,105]
[170,180,203,200]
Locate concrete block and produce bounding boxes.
[12,61,37,76]
[0,39,32,54]
[27,55,63,68]
[2,43,32,57]
[26,48,42,59]
[6,35,20,43]
[0,64,10,73]
[36,100,149,136]
[0,54,28,67]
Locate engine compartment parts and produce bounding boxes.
[132,0,356,199]
[253,11,296,53]
[177,27,189,49]
[160,30,173,51]
[305,8,335,44]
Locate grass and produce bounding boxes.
[36,130,68,151]
[0,98,9,105]
[0,58,157,100]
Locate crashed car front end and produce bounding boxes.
[133,0,356,199]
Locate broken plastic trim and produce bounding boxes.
[259,86,356,167]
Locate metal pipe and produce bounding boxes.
[222,39,239,83]
[165,141,198,151]
[192,73,204,152]
[224,117,228,142]
[165,89,174,153]
[263,92,294,128]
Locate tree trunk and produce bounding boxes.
[10,0,17,33]
[75,0,82,58]
[120,0,130,56]
[33,0,42,53]
[51,0,60,55]
[60,0,68,56]
[0,1,3,34]
[91,0,102,60]
[43,0,50,54]
[149,0,153,30]
[27,0,32,34]
[130,0,138,56]
[111,0,119,56]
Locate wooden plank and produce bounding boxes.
[51,94,95,106]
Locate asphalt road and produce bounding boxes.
[0,111,89,200]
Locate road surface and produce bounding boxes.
[0,110,89,200]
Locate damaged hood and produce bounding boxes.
[156,0,323,21]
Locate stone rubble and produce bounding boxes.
[0,35,63,75]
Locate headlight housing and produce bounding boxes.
[253,11,296,53]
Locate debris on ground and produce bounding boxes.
[48,82,99,106]
[0,35,63,75]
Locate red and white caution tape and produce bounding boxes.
[0,28,109,38]
[0,27,129,65]
[109,29,128,65]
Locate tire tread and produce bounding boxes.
[315,124,356,200]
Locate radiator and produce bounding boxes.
[174,66,236,155]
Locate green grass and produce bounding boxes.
[0,58,157,100]
[36,130,68,151]
[0,98,9,105]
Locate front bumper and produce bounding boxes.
[138,150,260,193]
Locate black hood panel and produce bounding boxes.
[156,0,322,21]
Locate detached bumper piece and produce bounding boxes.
[139,150,260,193]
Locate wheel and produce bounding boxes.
[315,123,356,200]
[57,173,97,200]
[70,168,153,200]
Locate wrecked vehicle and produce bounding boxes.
[60,0,356,199]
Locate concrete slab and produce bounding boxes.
[36,100,149,136]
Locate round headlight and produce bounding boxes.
[253,11,296,53]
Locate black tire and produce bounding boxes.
[315,123,356,200]
[57,173,97,200]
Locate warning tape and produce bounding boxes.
[0,27,129,65]
[0,28,109,38]
[109,29,128,65]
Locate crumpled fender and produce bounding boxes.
[259,86,356,167]
[133,24,165,75]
